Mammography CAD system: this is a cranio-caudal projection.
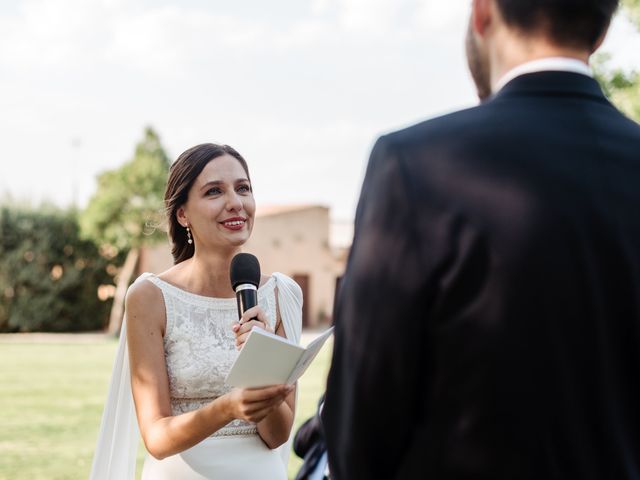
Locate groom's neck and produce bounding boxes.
[488,27,591,89]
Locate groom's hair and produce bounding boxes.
[496,0,619,49]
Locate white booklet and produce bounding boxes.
[225,326,334,388]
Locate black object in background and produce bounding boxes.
[294,394,329,480]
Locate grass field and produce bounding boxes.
[0,334,332,480]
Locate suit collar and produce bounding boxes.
[490,71,609,104]
[495,57,592,92]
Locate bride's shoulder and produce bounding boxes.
[126,274,164,312]
[125,278,166,334]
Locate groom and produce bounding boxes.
[323,0,640,478]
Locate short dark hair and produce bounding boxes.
[164,143,250,264]
[495,0,619,48]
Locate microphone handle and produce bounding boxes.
[236,288,258,320]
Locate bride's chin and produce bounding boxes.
[225,236,250,248]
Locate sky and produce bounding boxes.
[1,0,639,221]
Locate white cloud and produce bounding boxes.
[600,15,640,71]
[331,0,469,35]
[415,1,469,31]
[338,0,400,32]
[311,0,333,16]
[0,0,470,76]
[105,6,261,74]
[0,0,116,69]
[0,0,268,75]
[0,0,481,218]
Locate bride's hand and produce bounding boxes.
[223,385,293,423]
[232,305,272,350]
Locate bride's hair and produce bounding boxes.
[165,143,251,264]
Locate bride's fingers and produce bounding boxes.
[237,319,267,335]
[239,306,269,326]
[244,396,289,422]
[241,385,292,403]
[235,331,250,349]
[234,320,272,348]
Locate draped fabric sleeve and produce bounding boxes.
[89,316,139,480]
[272,272,304,467]
[89,273,155,480]
[273,272,303,345]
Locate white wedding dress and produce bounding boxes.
[89,272,303,480]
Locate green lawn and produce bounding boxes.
[0,335,332,480]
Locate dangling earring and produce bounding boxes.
[186,226,193,245]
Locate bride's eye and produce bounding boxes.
[206,187,222,196]
[237,184,251,193]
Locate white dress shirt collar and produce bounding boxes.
[495,57,592,93]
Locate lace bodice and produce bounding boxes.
[142,273,278,438]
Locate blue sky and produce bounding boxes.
[1,0,639,220]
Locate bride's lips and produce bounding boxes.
[219,216,247,231]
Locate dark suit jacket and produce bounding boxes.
[322,71,640,480]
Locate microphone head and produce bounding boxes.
[230,253,261,290]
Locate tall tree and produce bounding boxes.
[595,0,640,121]
[80,127,170,334]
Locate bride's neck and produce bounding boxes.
[182,249,240,297]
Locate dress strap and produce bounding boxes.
[142,273,166,290]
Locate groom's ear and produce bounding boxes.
[471,0,494,37]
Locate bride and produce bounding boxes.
[90,143,302,479]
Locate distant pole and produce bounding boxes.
[71,137,82,208]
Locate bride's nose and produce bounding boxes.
[225,191,243,212]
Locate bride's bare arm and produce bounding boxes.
[127,280,232,459]
[126,280,291,460]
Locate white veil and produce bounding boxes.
[89,272,303,479]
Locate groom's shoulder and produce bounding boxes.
[384,103,497,150]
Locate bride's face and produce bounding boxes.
[179,154,255,250]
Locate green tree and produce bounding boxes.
[595,0,640,120]
[625,0,640,25]
[80,127,170,334]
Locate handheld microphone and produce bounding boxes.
[230,253,261,320]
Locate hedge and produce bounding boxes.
[0,205,113,332]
